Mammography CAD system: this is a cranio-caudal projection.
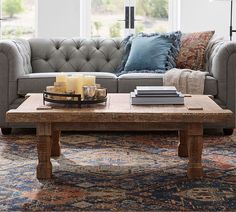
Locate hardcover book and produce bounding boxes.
[134,89,180,97]
[130,92,184,105]
[136,86,177,94]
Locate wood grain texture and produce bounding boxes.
[37,123,51,136]
[6,94,233,124]
[6,93,234,180]
[178,130,188,157]
[36,123,52,179]
[51,130,61,157]
[52,122,186,131]
[186,124,204,179]
[37,135,52,179]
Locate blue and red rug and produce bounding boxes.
[0,130,236,211]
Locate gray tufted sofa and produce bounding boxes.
[0,37,235,134]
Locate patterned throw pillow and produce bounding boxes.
[176,31,215,70]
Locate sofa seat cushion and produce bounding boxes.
[118,73,217,95]
[18,72,118,95]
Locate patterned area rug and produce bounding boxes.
[0,130,236,211]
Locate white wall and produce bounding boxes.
[179,0,234,40]
[37,0,80,38]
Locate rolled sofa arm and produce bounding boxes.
[209,41,236,126]
[0,39,32,127]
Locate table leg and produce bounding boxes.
[37,123,52,179]
[187,123,203,179]
[51,130,61,157]
[178,130,188,157]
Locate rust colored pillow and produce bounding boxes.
[176,31,215,70]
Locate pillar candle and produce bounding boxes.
[46,86,55,93]
[56,73,68,90]
[83,75,96,86]
[56,73,67,82]
[67,76,77,93]
[75,75,84,99]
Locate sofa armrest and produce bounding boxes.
[0,39,32,127]
[208,41,236,126]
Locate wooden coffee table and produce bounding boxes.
[6,93,233,180]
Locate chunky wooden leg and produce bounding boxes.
[37,123,52,179]
[51,130,61,157]
[223,128,234,136]
[178,130,188,157]
[187,123,203,179]
[1,127,12,135]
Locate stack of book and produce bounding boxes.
[130,86,184,105]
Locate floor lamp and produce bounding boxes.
[210,0,236,40]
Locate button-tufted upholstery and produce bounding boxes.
[29,38,124,73]
[12,39,32,74]
[0,36,235,131]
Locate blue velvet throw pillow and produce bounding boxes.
[117,31,181,76]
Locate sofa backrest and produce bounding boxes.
[29,38,124,73]
[204,36,226,73]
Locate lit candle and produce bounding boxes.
[84,75,96,86]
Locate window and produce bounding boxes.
[84,0,178,38]
[91,0,125,37]
[0,0,36,39]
